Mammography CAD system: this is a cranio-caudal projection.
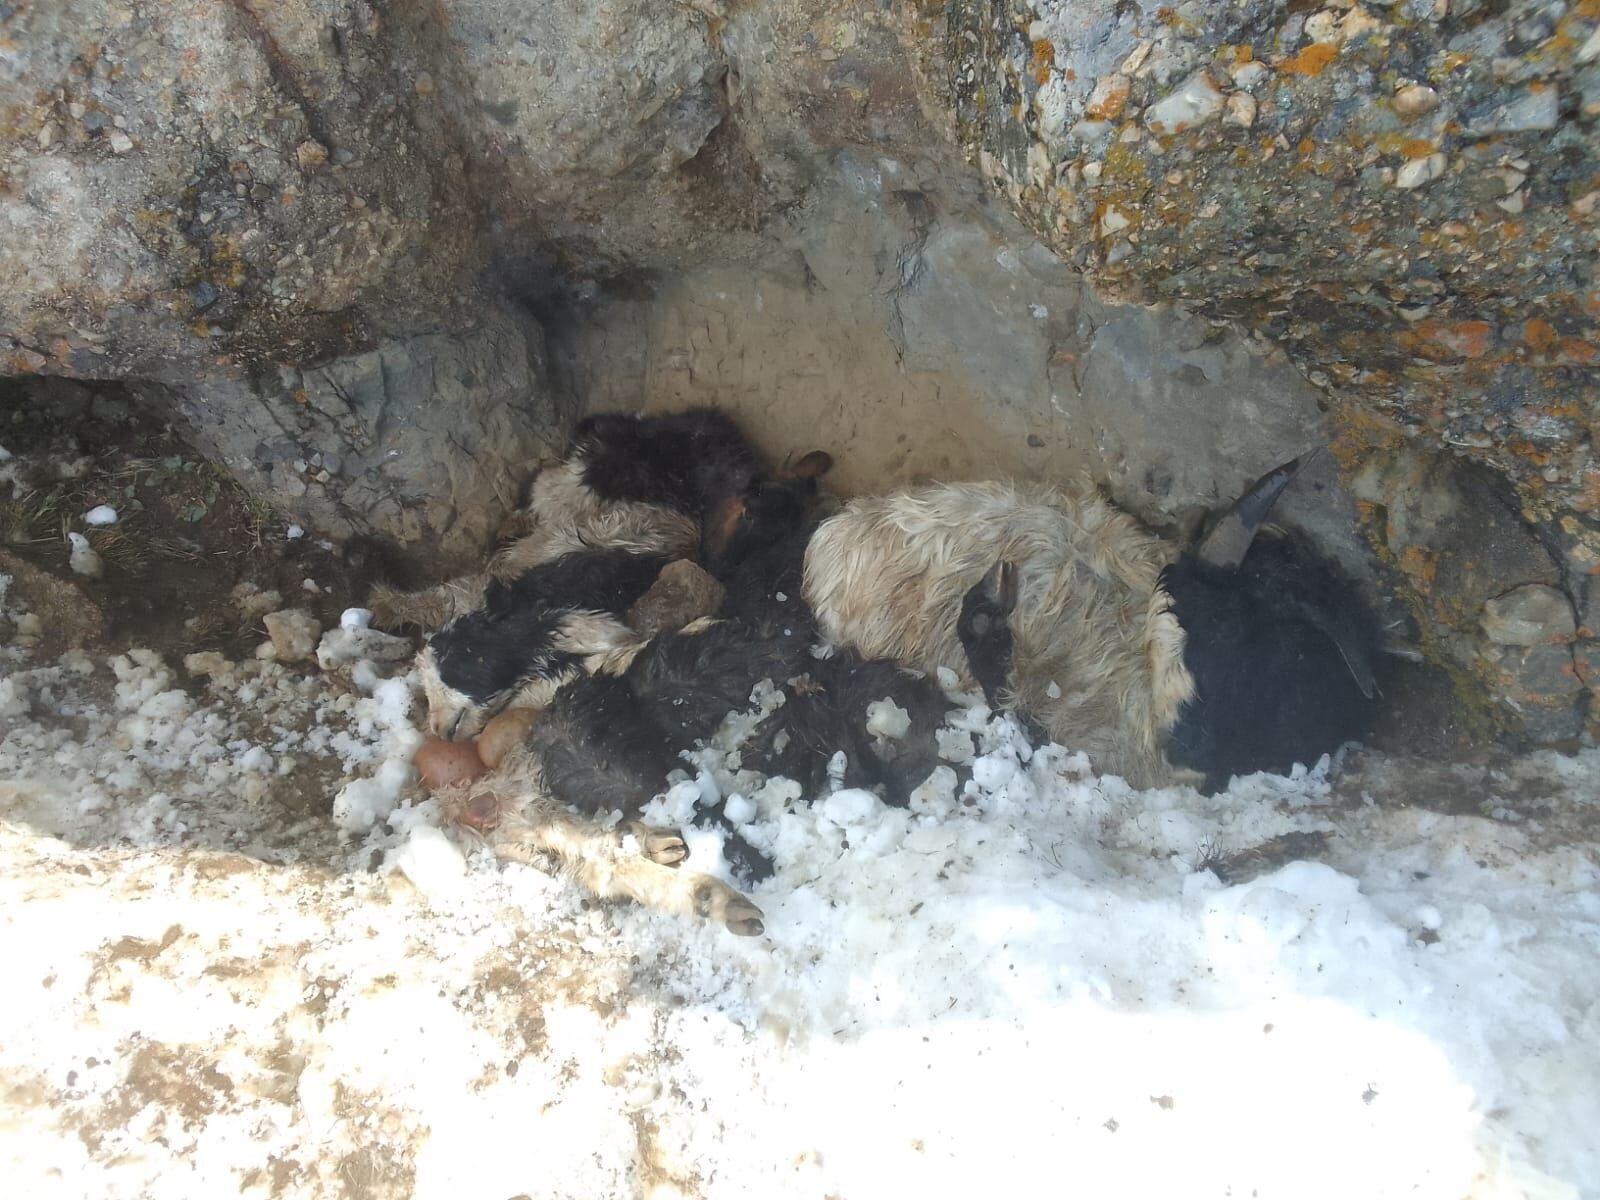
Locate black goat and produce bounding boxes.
[568,407,834,578]
[419,547,667,738]
[946,461,1381,793]
[1160,529,1380,793]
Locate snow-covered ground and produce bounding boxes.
[2,569,1598,1200]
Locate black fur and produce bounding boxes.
[744,652,953,806]
[701,478,824,581]
[519,618,817,885]
[1161,533,1381,794]
[625,618,807,743]
[570,408,764,519]
[429,548,667,706]
[518,620,954,881]
[431,603,588,710]
[714,519,820,642]
[567,408,829,581]
[956,562,1018,712]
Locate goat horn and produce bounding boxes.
[978,560,1020,612]
[1197,456,1304,569]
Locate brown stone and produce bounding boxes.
[1085,74,1132,121]
[627,560,725,637]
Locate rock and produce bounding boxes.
[1085,75,1132,121]
[1230,61,1270,91]
[316,625,414,673]
[1393,85,1440,121]
[1099,207,1132,236]
[262,609,322,663]
[1145,71,1225,136]
[66,533,102,579]
[627,560,725,637]
[1340,6,1382,40]
[295,139,329,171]
[1395,154,1448,190]
[1224,93,1256,129]
[1481,585,1575,647]
[1478,643,1584,743]
[1466,87,1561,135]
[1304,11,1342,43]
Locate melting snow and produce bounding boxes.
[1,571,1598,1199]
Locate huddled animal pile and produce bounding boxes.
[372,408,1382,934]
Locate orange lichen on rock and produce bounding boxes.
[1283,43,1339,77]
[1030,39,1054,85]
[1523,317,1560,354]
[1403,319,1495,360]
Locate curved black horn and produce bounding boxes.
[1197,456,1305,569]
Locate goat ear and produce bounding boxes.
[785,450,834,481]
[1197,456,1304,569]
[703,495,747,559]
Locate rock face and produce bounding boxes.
[931,0,1600,736]
[2,0,1596,738]
[0,0,555,568]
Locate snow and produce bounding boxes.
[864,696,911,739]
[65,531,101,578]
[3,570,1600,1199]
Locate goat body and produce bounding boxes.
[805,480,1193,788]
[1160,534,1380,793]
[806,478,1379,791]
[418,548,666,738]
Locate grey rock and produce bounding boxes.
[1480,642,1584,743]
[1466,86,1561,135]
[1481,584,1576,647]
[1145,71,1225,136]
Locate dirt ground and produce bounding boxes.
[0,376,390,664]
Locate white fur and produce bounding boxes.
[439,756,762,935]
[803,480,1196,788]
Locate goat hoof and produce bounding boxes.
[691,878,764,936]
[626,821,687,866]
[641,829,688,867]
[459,790,502,834]
[722,899,765,938]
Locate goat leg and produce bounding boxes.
[369,574,489,632]
[486,797,764,936]
[623,819,688,867]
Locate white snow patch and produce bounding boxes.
[388,823,467,900]
[865,696,911,739]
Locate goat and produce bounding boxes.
[371,406,826,629]
[417,547,667,739]
[807,461,1379,791]
[444,607,961,932]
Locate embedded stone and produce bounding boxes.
[1145,71,1225,136]
[1085,74,1132,121]
[1481,585,1575,647]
